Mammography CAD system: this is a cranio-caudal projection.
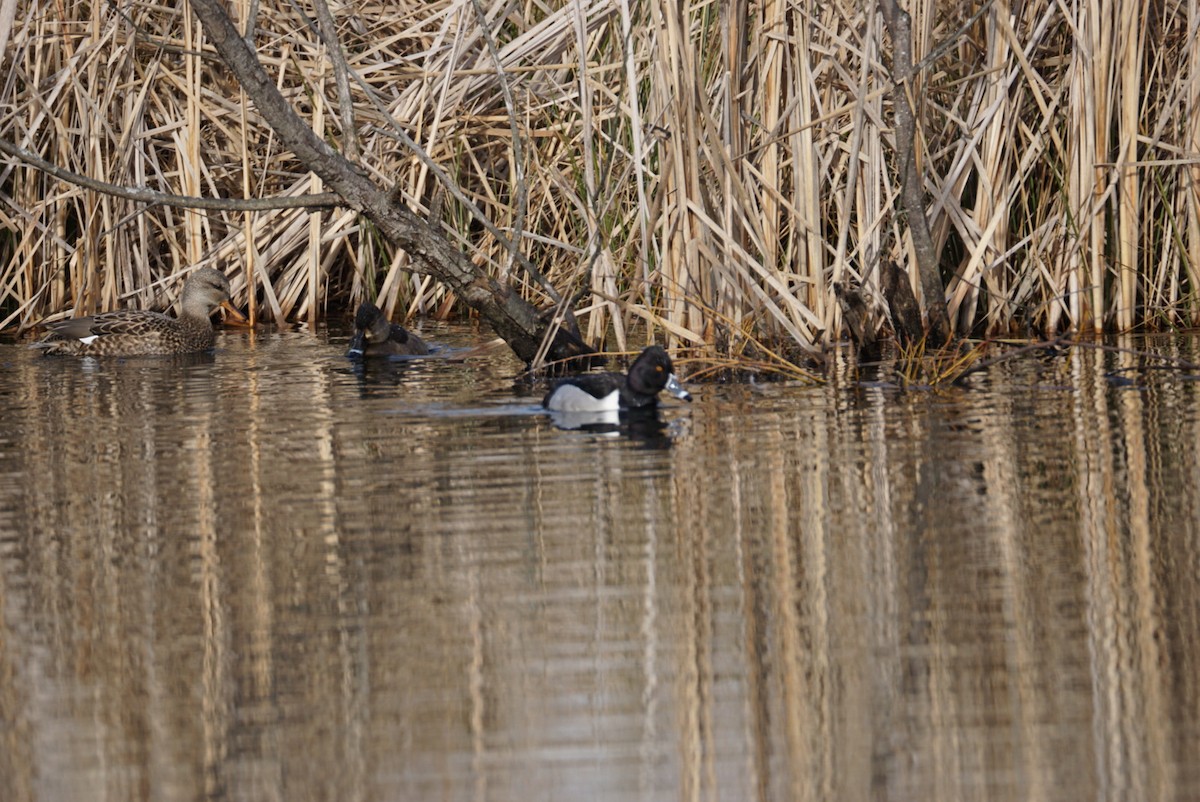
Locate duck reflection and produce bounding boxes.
[547,406,677,448]
[547,407,621,432]
[343,352,430,398]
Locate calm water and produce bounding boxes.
[0,324,1198,802]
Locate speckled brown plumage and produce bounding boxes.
[36,267,234,356]
[345,301,429,357]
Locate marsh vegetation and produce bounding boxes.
[1,0,1197,366]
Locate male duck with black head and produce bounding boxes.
[345,301,429,358]
[543,344,692,412]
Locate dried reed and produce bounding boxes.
[1,0,1197,359]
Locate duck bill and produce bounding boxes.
[665,373,692,402]
[346,330,366,358]
[219,300,248,325]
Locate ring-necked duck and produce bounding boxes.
[542,345,692,411]
[34,267,242,356]
[346,301,429,357]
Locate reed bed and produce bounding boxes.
[1,0,1198,358]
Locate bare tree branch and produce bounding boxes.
[185,0,595,367]
[469,0,529,282]
[277,0,570,316]
[307,0,360,161]
[878,0,951,345]
[0,137,341,211]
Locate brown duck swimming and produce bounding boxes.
[35,267,240,356]
[345,301,429,357]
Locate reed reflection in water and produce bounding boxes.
[0,328,1198,802]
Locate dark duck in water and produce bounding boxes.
[345,301,429,358]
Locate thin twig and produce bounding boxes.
[311,0,360,161]
[470,0,527,282]
[1059,338,1200,371]
[949,335,1065,384]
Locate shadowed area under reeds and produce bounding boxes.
[0,328,1199,800]
[2,0,1198,358]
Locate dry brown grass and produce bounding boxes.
[2,0,1198,358]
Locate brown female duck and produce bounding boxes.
[345,301,429,357]
[35,267,239,356]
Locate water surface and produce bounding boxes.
[1,326,1198,801]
